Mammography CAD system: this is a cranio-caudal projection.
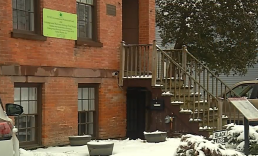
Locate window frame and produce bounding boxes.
[11,0,47,41]
[76,0,103,47]
[14,83,42,147]
[77,84,99,138]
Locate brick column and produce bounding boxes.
[139,0,155,44]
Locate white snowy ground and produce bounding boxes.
[20,138,181,156]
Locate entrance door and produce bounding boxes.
[126,88,146,139]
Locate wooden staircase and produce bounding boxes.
[119,41,243,138]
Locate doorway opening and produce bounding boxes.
[126,87,149,139]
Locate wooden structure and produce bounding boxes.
[119,40,244,138]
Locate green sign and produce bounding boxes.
[43,8,77,40]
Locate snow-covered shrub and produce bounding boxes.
[175,134,243,156]
[224,124,258,155]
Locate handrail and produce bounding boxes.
[156,45,243,131]
[156,45,220,101]
[158,46,240,98]
[184,47,234,93]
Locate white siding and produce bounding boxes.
[216,64,258,88]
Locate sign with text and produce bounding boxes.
[213,130,227,144]
[228,98,258,121]
[43,8,77,40]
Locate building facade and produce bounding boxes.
[0,0,155,148]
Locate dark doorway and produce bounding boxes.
[126,88,147,139]
[122,0,139,44]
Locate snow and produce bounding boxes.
[189,118,202,122]
[20,138,181,156]
[123,75,152,78]
[19,124,258,156]
[162,91,173,95]
[87,141,113,145]
[171,101,184,104]
[144,130,166,134]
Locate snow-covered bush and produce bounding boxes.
[175,134,243,156]
[224,124,258,155]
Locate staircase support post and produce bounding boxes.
[182,45,187,81]
[151,40,157,86]
[119,41,125,86]
[217,98,223,130]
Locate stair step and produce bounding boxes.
[171,101,184,105]
[172,92,202,97]
[171,93,202,101]
[189,118,202,122]
[179,109,193,114]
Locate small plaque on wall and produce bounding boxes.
[150,99,165,110]
[106,4,116,16]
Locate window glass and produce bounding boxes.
[77,0,93,38]
[12,0,35,31]
[78,86,96,136]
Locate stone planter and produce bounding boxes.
[144,131,167,143]
[87,141,114,156]
[68,135,91,146]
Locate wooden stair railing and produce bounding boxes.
[119,40,244,134]
[155,44,242,132]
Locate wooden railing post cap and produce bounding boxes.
[182,45,187,49]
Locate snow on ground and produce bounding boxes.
[20,138,181,156]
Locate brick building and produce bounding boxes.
[0,0,155,148]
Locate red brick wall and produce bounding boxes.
[98,78,126,139]
[41,77,78,146]
[139,0,156,44]
[0,0,122,69]
[0,77,14,105]
[0,0,155,147]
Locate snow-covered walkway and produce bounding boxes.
[20,138,181,156]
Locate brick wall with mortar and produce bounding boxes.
[0,0,155,147]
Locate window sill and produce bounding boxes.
[11,30,47,41]
[76,38,103,47]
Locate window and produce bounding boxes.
[76,0,93,39]
[75,0,102,46]
[226,84,254,98]
[12,0,35,31]
[11,0,46,41]
[78,85,98,136]
[14,84,41,146]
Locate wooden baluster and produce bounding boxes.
[135,46,138,76]
[126,46,129,77]
[130,46,133,77]
[119,41,125,86]
[152,41,157,86]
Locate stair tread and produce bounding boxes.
[162,92,202,96]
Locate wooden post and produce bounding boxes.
[152,40,157,86]
[119,41,125,86]
[217,98,223,130]
[182,45,187,81]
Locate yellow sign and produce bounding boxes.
[43,8,77,40]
